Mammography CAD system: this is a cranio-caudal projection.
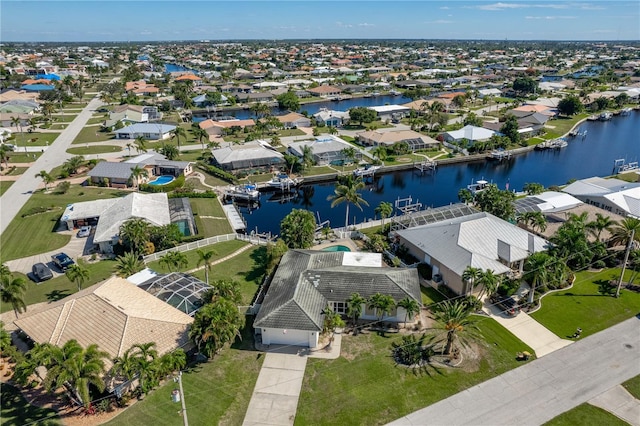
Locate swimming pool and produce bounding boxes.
[149,175,175,186]
[322,245,351,252]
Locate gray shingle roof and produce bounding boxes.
[88,161,136,180]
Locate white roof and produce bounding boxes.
[369,105,410,113]
[62,198,118,222]
[288,135,353,156]
[341,252,382,267]
[446,125,495,141]
[94,193,170,243]
[396,212,548,277]
[126,267,159,285]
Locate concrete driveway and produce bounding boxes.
[483,303,573,357]
[5,230,96,277]
[243,353,308,426]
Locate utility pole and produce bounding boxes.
[616,229,635,298]
[173,371,189,426]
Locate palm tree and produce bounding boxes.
[112,346,138,382]
[170,126,187,148]
[114,252,144,277]
[129,165,148,191]
[65,263,90,292]
[432,300,474,355]
[327,177,369,229]
[608,217,640,248]
[523,252,552,303]
[202,279,242,305]
[457,188,474,205]
[371,145,387,163]
[462,266,482,296]
[375,201,393,229]
[130,342,159,394]
[120,218,150,253]
[35,170,55,191]
[189,298,244,358]
[0,144,13,169]
[192,126,209,150]
[62,155,85,175]
[10,116,22,150]
[0,273,27,318]
[397,297,420,328]
[341,146,357,166]
[476,269,501,300]
[39,340,109,407]
[587,213,618,242]
[346,292,366,333]
[249,102,270,120]
[158,348,186,375]
[133,135,147,154]
[0,264,10,278]
[301,145,314,172]
[41,102,57,120]
[196,249,218,285]
[367,292,395,322]
[159,251,188,272]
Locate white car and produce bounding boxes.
[77,226,92,238]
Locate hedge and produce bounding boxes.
[197,162,237,184]
[168,191,217,199]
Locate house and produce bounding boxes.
[482,111,549,136]
[0,99,39,115]
[175,74,202,86]
[13,276,193,392]
[443,125,496,144]
[210,140,284,172]
[307,85,342,98]
[562,177,640,218]
[368,105,410,121]
[313,108,349,127]
[357,129,440,150]
[478,88,502,98]
[105,104,161,129]
[275,112,311,129]
[288,135,360,166]
[88,152,193,187]
[114,123,176,140]
[235,92,274,104]
[125,80,160,96]
[514,191,584,215]
[254,250,421,348]
[199,118,255,137]
[392,204,548,295]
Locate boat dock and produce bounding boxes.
[414,160,437,173]
[222,204,247,232]
[488,150,513,161]
[613,159,639,174]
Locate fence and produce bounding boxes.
[143,232,273,263]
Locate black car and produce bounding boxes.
[490,294,520,316]
[51,253,74,271]
[32,263,53,282]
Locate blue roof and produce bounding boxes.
[36,74,61,80]
[21,84,55,91]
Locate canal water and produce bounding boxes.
[239,111,640,235]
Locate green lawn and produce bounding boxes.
[104,322,262,426]
[7,152,41,163]
[622,374,640,399]
[178,150,209,162]
[147,239,248,274]
[67,145,123,155]
[612,172,640,183]
[13,132,60,146]
[0,181,14,196]
[0,186,128,262]
[0,383,61,426]
[190,245,265,305]
[542,113,590,139]
[86,116,107,125]
[420,285,448,306]
[72,126,114,144]
[530,268,640,339]
[191,198,234,237]
[1,260,118,314]
[543,403,628,426]
[6,167,28,176]
[296,316,534,425]
[49,114,76,123]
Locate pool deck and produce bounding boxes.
[148,175,175,185]
[313,238,359,252]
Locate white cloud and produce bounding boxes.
[439,6,450,9]
[427,19,454,24]
[358,23,375,27]
[140,30,152,35]
[474,2,568,11]
[525,15,577,20]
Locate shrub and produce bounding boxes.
[168,191,217,199]
[55,181,71,194]
[197,162,236,183]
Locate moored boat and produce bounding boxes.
[467,178,490,194]
[353,164,382,177]
[599,111,612,121]
[224,183,260,201]
[265,173,302,191]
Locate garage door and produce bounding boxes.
[266,328,310,347]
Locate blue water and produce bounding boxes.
[164,63,199,74]
[322,245,352,252]
[242,111,640,236]
[194,95,412,121]
[149,175,175,185]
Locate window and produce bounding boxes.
[331,301,346,314]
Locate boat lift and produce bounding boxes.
[395,196,422,215]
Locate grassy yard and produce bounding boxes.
[0,384,61,426]
[542,113,589,139]
[190,198,234,237]
[0,181,14,196]
[49,114,76,123]
[13,132,60,146]
[104,322,262,426]
[543,403,628,426]
[0,186,128,262]
[612,172,640,182]
[7,152,41,164]
[67,145,123,155]
[296,316,534,425]
[5,166,28,176]
[86,116,107,125]
[178,150,209,162]
[190,245,265,305]
[622,375,640,399]
[530,268,640,339]
[147,239,248,275]
[420,285,449,306]
[0,260,118,314]
[72,126,114,144]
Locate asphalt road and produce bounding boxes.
[0,97,104,236]
[388,315,640,426]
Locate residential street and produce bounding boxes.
[388,315,640,426]
[0,97,103,236]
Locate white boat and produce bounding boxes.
[389,89,401,96]
[550,138,568,149]
[353,164,382,177]
[266,173,302,191]
[621,107,632,116]
[224,184,260,201]
[599,111,612,121]
[467,179,490,194]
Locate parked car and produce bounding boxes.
[77,226,92,238]
[489,294,520,316]
[32,262,53,282]
[51,253,74,271]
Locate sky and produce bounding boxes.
[1,1,639,42]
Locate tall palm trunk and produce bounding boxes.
[344,203,350,230]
